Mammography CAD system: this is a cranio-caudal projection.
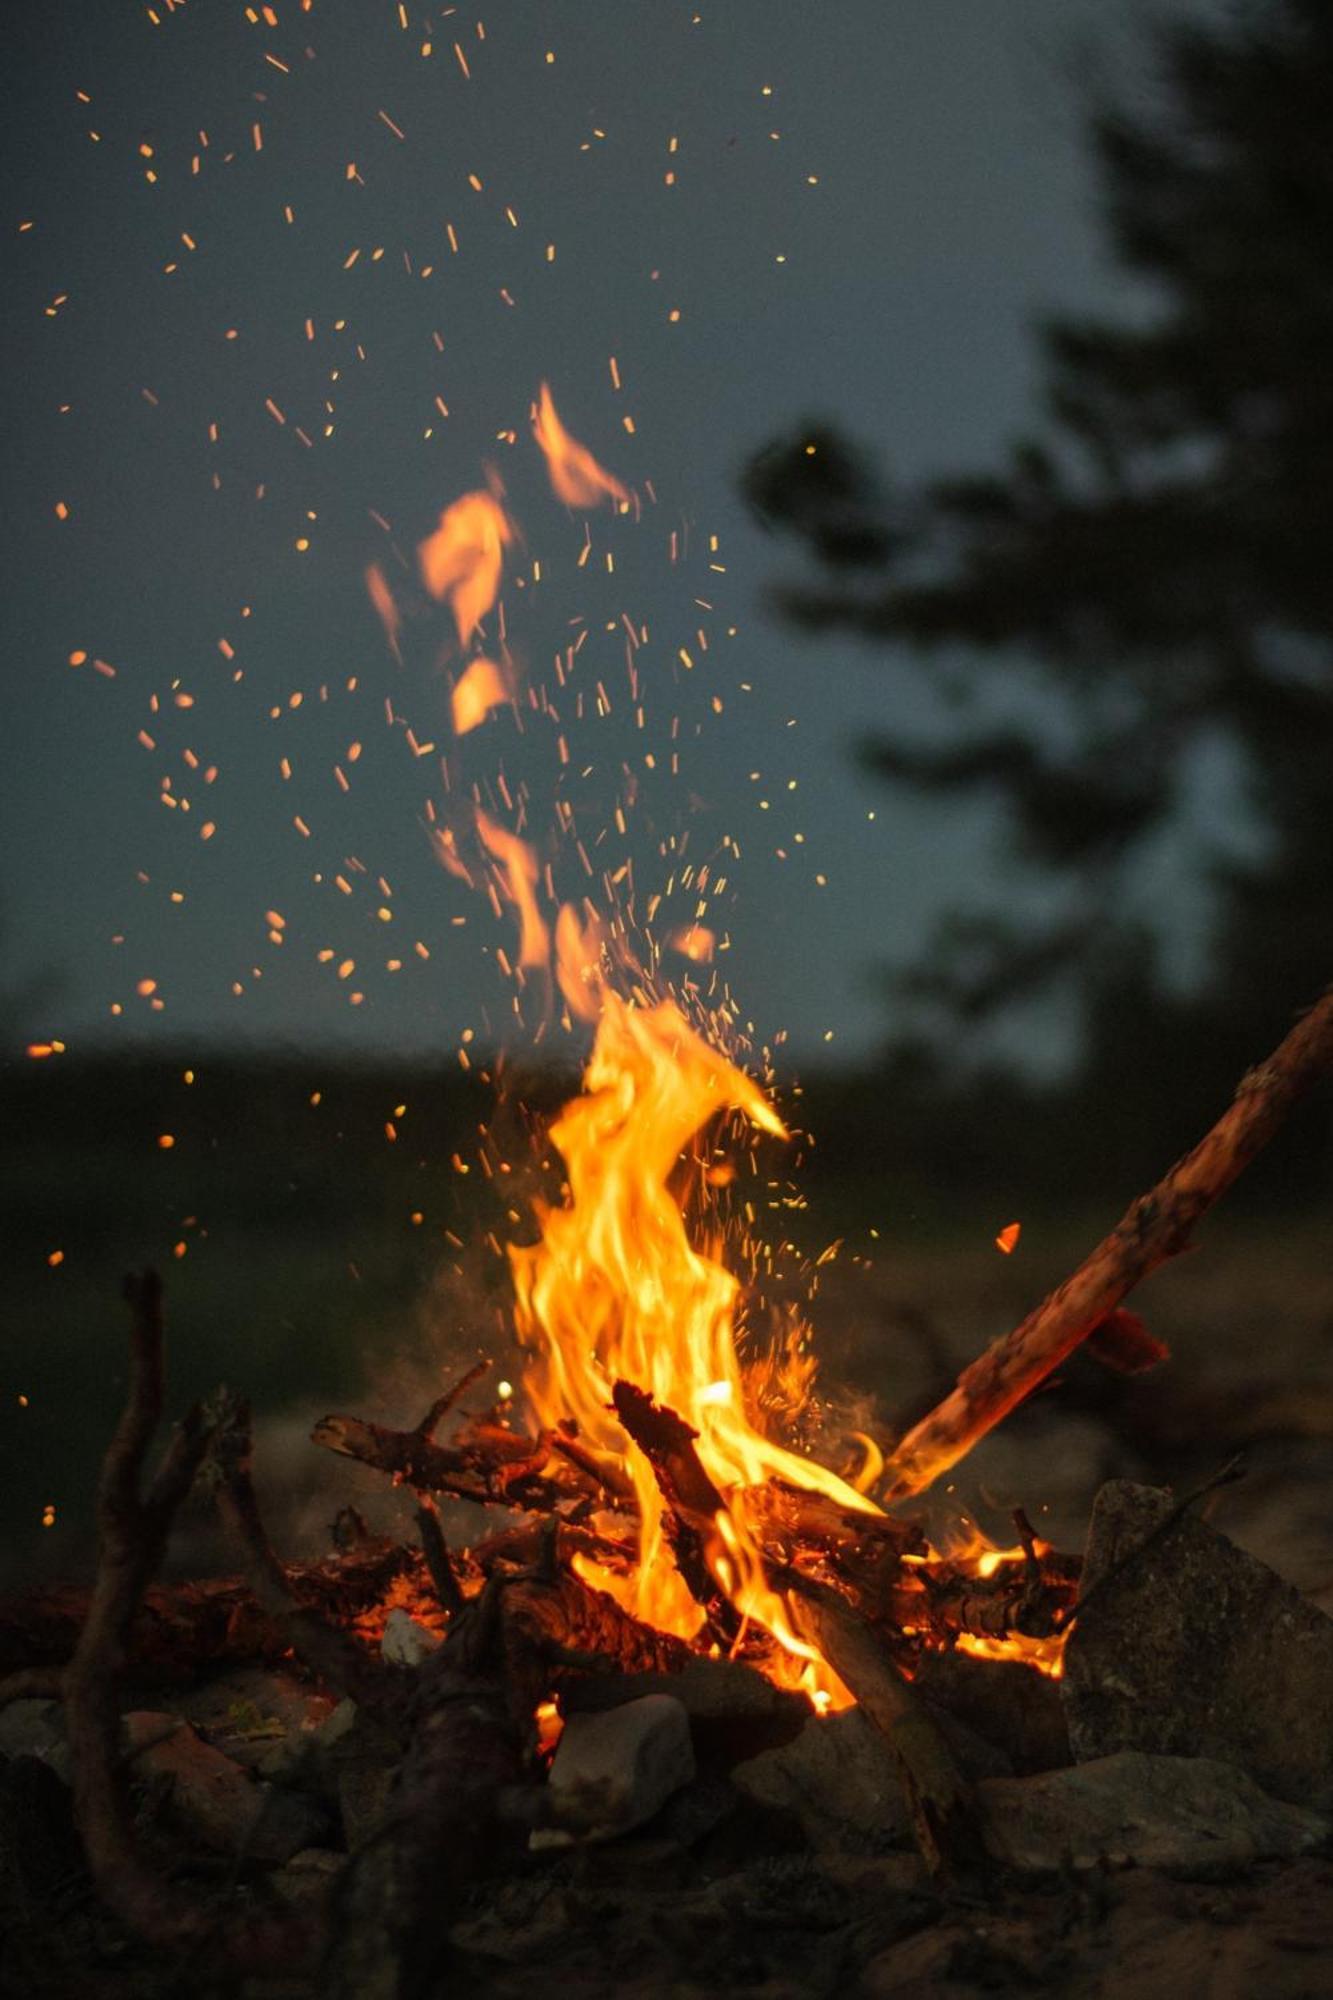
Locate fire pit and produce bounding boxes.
[3,975,1333,1998]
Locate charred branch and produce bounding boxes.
[416,1498,467,1618]
[609,1380,739,1638]
[311,1409,583,1513]
[0,1543,424,1686]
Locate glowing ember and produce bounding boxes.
[532,382,630,510]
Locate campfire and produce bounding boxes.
[6,400,1333,1991]
[4,969,1333,1991]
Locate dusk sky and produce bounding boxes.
[4,0,1224,1071]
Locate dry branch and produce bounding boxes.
[881,983,1333,1501]
[311,1408,582,1512]
[58,1273,314,1968]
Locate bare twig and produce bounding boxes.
[311,1409,580,1513]
[415,1359,489,1441]
[416,1500,466,1618]
[882,984,1333,1500]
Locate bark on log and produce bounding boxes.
[881,983,1333,1501]
[0,1544,424,1685]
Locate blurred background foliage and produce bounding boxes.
[745,0,1333,1191]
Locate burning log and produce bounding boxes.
[610,1379,742,1639]
[311,1407,591,1512]
[0,1542,425,1686]
[609,1377,990,1872]
[881,983,1333,1501]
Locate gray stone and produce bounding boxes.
[172,1665,338,1776]
[0,1699,70,1785]
[980,1751,1328,1877]
[122,1710,327,1862]
[270,1845,348,1910]
[380,1608,443,1668]
[1062,1480,1333,1808]
[534,1693,695,1845]
[732,1708,911,1853]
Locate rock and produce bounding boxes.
[980,1751,1328,1877]
[122,1711,327,1862]
[381,1608,443,1668]
[561,1655,810,1764]
[732,1708,911,1854]
[270,1845,347,1910]
[0,1699,70,1785]
[1062,1480,1333,1807]
[533,1694,695,1846]
[171,1665,338,1776]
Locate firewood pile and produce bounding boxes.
[3,993,1333,1999]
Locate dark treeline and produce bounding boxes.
[6,1044,1328,1255]
[746,0,1333,1195]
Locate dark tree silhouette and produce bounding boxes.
[746,0,1333,1100]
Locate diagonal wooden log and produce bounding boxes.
[786,1580,983,1877]
[881,983,1333,1503]
[611,1382,984,1874]
[610,1380,739,1637]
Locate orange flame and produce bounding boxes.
[511,988,879,1701]
[418,491,514,647]
[475,810,549,969]
[451,656,511,735]
[532,382,629,510]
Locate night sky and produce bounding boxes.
[4,0,1222,1072]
